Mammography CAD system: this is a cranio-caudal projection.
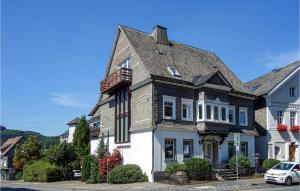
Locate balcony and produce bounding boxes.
[100,68,132,93]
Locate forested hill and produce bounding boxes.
[0,126,59,148]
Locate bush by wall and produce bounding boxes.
[23,160,63,182]
[183,158,212,180]
[99,149,122,179]
[229,155,250,175]
[107,164,148,184]
[86,157,100,184]
[165,163,187,176]
[262,159,280,170]
[81,155,94,182]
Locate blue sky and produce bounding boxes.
[1,0,299,136]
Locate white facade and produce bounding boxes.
[260,69,300,162]
[68,126,76,143]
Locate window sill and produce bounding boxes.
[239,124,248,127]
[182,118,193,122]
[163,117,176,120]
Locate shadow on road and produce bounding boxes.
[1,187,40,191]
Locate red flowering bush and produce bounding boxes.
[277,124,287,132]
[99,149,122,178]
[290,125,300,133]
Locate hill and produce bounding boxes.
[0,127,60,148]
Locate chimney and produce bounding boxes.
[152,25,169,46]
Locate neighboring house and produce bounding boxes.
[0,136,24,180]
[89,25,258,182]
[245,61,300,162]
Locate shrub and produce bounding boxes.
[229,155,250,175]
[165,163,187,176]
[262,159,280,170]
[81,155,93,182]
[23,160,63,182]
[99,149,122,179]
[45,143,77,167]
[107,164,148,184]
[87,157,100,184]
[184,158,212,180]
[15,171,23,180]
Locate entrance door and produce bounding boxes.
[289,142,296,162]
[204,142,213,160]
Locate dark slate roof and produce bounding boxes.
[245,61,300,96]
[119,25,250,94]
[1,136,23,157]
[66,117,80,126]
[60,129,69,137]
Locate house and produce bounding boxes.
[89,25,258,182]
[0,136,24,180]
[60,116,101,144]
[245,61,300,162]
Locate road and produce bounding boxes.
[1,179,299,191]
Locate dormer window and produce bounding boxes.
[167,67,181,77]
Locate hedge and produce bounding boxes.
[107,164,148,184]
[23,160,63,182]
[229,155,250,175]
[262,159,280,170]
[184,158,212,180]
[165,163,187,176]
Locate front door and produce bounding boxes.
[289,142,296,162]
[204,142,213,160]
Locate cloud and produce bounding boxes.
[257,50,300,69]
[50,92,93,108]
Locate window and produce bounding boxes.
[182,99,193,121]
[239,107,248,126]
[290,111,296,126]
[228,141,248,158]
[228,106,235,124]
[274,143,286,160]
[276,111,283,124]
[119,59,130,69]
[163,96,176,119]
[165,139,176,160]
[240,142,248,157]
[183,139,193,159]
[213,106,219,120]
[198,104,203,120]
[167,67,181,77]
[206,105,212,120]
[221,107,226,121]
[290,87,296,97]
[115,89,130,143]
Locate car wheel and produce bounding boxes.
[285,177,292,186]
[265,181,271,184]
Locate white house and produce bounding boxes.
[246,61,300,162]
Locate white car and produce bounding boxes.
[73,170,81,179]
[264,162,300,185]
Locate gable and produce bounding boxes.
[207,73,230,87]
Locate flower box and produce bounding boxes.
[290,125,300,133]
[277,124,287,132]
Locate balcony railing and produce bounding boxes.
[100,68,132,93]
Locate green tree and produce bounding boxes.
[13,135,44,170]
[45,142,77,167]
[73,116,90,157]
[81,155,93,182]
[96,133,106,159]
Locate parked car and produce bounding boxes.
[73,170,81,179]
[264,162,300,185]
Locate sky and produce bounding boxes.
[1,0,299,136]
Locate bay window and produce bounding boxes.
[213,106,219,120]
[221,107,227,121]
[206,105,212,120]
[198,103,203,120]
[239,107,248,126]
[228,106,235,124]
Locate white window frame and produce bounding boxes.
[205,104,213,121]
[239,107,248,126]
[163,95,176,120]
[220,106,227,122]
[213,105,219,121]
[289,87,296,97]
[276,110,283,124]
[228,106,236,125]
[197,101,204,121]
[181,98,193,121]
[167,67,181,77]
[290,111,297,126]
[118,58,130,69]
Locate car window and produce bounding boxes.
[272,163,294,170]
[292,164,299,171]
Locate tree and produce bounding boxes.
[73,116,90,157]
[96,133,106,159]
[13,135,44,170]
[45,142,77,167]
